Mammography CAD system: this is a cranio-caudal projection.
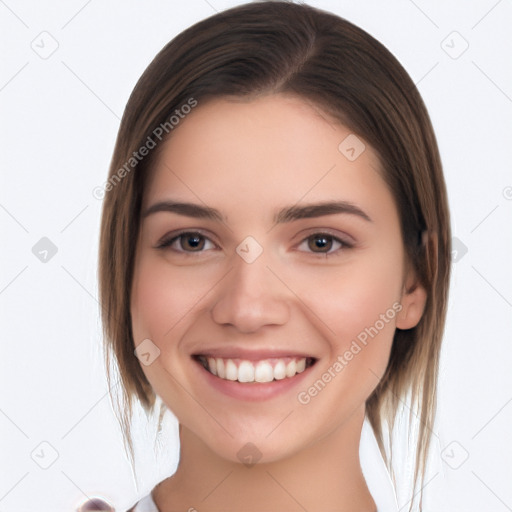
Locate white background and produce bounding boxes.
[1,1,511,511]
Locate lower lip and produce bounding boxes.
[192,358,315,402]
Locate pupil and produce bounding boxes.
[311,235,331,252]
[185,234,202,250]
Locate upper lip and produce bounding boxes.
[192,348,317,361]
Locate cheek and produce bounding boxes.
[131,255,212,343]
[302,255,400,324]
[336,267,400,348]
[292,261,401,427]
[130,257,210,412]
[290,248,402,376]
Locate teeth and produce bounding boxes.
[207,357,217,376]
[216,358,225,379]
[273,360,287,380]
[286,360,297,377]
[238,361,255,383]
[225,359,237,381]
[255,361,274,383]
[198,356,312,383]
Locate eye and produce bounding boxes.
[297,232,352,256]
[156,231,216,254]
[156,230,353,257]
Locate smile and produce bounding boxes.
[194,355,317,383]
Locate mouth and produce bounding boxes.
[193,354,317,383]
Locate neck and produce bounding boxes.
[154,405,376,512]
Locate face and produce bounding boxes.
[130,94,426,463]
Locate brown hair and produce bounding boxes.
[98,1,451,509]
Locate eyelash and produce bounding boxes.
[155,230,353,257]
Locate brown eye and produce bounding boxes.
[179,232,205,251]
[157,231,215,253]
[297,232,352,256]
[307,234,334,253]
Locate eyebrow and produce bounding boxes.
[143,199,372,224]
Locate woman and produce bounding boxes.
[97,2,451,510]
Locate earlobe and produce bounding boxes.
[396,279,427,330]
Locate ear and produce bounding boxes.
[396,268,427,330]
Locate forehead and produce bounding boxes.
[143,94,396,227]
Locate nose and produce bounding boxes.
[210,243,290,333]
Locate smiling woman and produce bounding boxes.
[97,2,451,511]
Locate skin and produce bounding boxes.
[130,94,427,511]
